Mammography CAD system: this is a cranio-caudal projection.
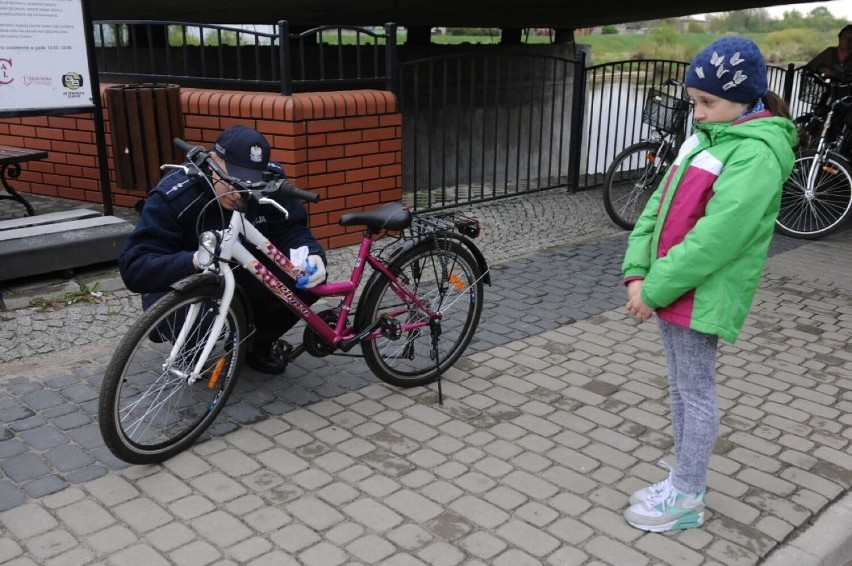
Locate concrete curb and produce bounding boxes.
[761,492,852,566]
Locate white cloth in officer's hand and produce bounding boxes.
[302,255,326,288]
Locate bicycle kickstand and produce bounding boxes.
[430,320,443,405]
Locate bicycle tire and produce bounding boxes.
[98,284,246,464]
[358,239,484,388]
[776,149,852,239]
[603,141,673,230]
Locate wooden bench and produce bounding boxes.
[0,145,48,216]
[0,209,135,281]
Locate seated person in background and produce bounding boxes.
[807,24,852,82]
[119,125,327,375]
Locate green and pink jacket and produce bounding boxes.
[622,111,798,342]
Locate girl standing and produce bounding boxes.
[621,36,798,532]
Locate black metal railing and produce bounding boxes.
[89,22,822,211]
[580,59,689,188]
[92,20,398,95]
[578,61,815,190]
[280,22,398,95]
[398,53,583,212]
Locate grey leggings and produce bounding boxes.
[658,318,719,495]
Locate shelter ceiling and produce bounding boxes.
[89,1,820,29]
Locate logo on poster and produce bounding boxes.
[62,72,83,90]
[24,75,51,86]
[62,71,84,99]
[0,58,13,85]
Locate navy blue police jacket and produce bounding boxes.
[119,161,326,310]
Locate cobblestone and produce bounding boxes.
[1,190,851,564]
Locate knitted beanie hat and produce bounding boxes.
[685,37,768,103]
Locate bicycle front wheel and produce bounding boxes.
[98,284,246,464]
[603,141,672,230]
[359,240,484,388]
[776,149,852,239]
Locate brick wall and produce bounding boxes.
[0,87,402,250]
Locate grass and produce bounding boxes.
[424,29,837,67]
[29,282,104,311]
[131,24,837,68]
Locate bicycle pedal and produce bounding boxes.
[823,165,840,174]
[379,314,402,340]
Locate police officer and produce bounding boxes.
[119,125,326,374]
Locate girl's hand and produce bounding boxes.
[626,280,654,320]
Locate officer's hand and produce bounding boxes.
[297,255,326,289]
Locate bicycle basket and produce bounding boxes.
[798,74,826,105]
[642,87,689,134]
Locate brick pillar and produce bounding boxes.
[0,87,403,251]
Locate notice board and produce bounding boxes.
[0,0,95,113]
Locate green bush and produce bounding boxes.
[762,28,831,63]
[601,25,619,35]
[445,27,498,37]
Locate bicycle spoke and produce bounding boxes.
[360,240,483,387]
[100,287,246,463]
[777,151,852,237]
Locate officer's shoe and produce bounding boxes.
[246,340,291,375]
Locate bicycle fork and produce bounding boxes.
[165,263,236,385]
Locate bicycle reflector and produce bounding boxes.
[457,218,481,238]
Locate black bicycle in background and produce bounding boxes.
[779,70,852,239]
[602,79,690,230]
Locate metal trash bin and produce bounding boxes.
[106,83,184,191]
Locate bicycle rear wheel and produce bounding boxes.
[603,141,673,230]
[358,239,483,387]
[98,284,246,464]
[776,149,852,239]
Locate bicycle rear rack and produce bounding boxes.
[410,211,481,239]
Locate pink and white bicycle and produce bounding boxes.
[99,139,489,464]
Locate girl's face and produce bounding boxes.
[687,87,750,125]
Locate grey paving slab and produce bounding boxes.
[0,187,850,565]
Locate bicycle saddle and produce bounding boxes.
[339,201,412,230]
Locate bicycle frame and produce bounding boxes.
[804,87,851,195]
[174,200,440,383]
[647,133,676,171]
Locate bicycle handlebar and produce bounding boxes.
[171,137,321,203]
[270,178,321,203]
[803,67,852,88]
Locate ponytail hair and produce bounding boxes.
[764,90,791,119]
[765,90,806,147]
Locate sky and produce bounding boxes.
[713,1,852,20]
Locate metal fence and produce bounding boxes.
[578,60,813,190]
[398,53,584,211]
[580,59,689,188]
[89,22,820,211]
[92,20,398,94]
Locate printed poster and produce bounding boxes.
[0,0,93,113]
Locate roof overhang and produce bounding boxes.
[88,1,823,29]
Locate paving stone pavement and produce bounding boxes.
[0,188,850,565]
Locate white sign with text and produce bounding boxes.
[0,0,93,113]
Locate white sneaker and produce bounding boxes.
[628,460,674,506]
[624,483,706,532]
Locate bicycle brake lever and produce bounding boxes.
[257,196,289,220]
[160,164,199,177]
